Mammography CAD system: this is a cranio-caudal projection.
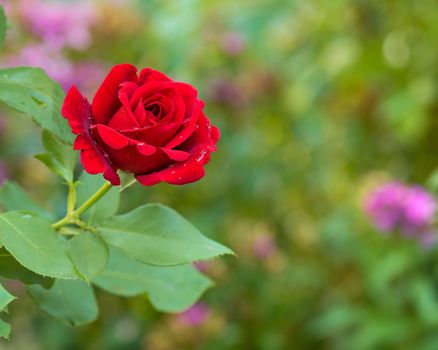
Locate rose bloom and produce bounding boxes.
[62,64,219,186]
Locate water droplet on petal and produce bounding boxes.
[195,150,207,162]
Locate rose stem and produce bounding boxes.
[51,182,112,230]
[74,182,113,217]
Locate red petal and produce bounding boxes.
[165,100,202,148]
[61,86,92,134]
[119,81,138,100]
[62,84,121,185]
[107,105,140,130]
[74,135,121,185]
[103,165,121,186]
[136,143,157,155]
[139,68,172,84]
[94,145,169,174]
[117,85,140,126]
[140,92,184,124]
[136,160,205,186]
[136,125,215,187]
[133,100,146,123]
[210,125,220,143]
[92,125,133,150]
[161,148,190,161]
[80,145,106,174]
[174,82,198,101]
[129,82,174,109]
[92,64,138,124]
[174,82,198,119]
[73,135,89,150]
[135,111,219,186]
[120,122,182,147]
[179,113,218,153]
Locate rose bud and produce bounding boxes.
[61,64,220,186]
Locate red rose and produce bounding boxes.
[61,64,219,186]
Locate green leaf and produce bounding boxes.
[0,6,6,48]
[93,247,213,312]
[67,232,108,281]
[0,318,11,340]
[0,248,53,288]
[98,204,234,266]
[76,172,120,223]
[35,131,76,183]
[0,211,79,279]
[0,181,53,220]
[0,67,73,144]
[0,284,15,311]
[0,283,15,340]
[27,279,98,326]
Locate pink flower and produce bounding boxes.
[178,303,210,326]
[221,32,246,56]
[3,44,105,91]
[4,44,74,89]
[19,0,97,51]
[253,233,276,260]
[364,181,437,247]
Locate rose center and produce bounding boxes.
[146,102,162,117]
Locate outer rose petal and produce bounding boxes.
[62,87,120,185]
[139,68,172,84]
[74,136,105,174]
[92,124,133,149]
[173,82,198,102]
[92,64,138,124]
[161,148,190,161]
[61,86,92,134]
[136,158,206,186]
[136,119,217,186]
[94,143,170,174]
[173,82,198,118]
[179,113,218,153]
[210,125,220,143]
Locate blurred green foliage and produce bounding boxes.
[1,0,438,349]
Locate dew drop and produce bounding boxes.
[195,150,207,162]
[19,214,33,219]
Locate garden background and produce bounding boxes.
[0,0,438,349]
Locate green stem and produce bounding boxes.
[75,182,112,217]
[58,227,81,236]
[51,182,112,230]
[52,215,71,230]
[66,182,76,214]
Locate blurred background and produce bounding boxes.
[0,0,438,349]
